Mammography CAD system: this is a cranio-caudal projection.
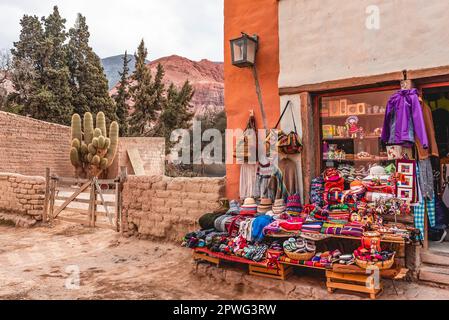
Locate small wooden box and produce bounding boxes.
[356,103,369,115]
[329,100,341,116]
[347,104,358,115]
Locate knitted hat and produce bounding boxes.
[287,194,302,208]
[226,200,240,215]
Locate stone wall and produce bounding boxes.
[0,111,72,177]
[0,172,45,227]
[122,175,226,241]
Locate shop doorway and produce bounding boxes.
[421,84,449,252]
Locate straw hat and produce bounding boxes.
[243,198,256,206]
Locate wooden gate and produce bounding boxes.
[44,168,127,232]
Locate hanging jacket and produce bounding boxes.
[416,101,439,160]
[381,89,428,148]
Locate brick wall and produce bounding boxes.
[122,175,226,241]
[0,172,45,227]
[0,111,72,177]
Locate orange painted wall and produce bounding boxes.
[224,0,280,199]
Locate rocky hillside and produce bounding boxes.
[109,55,224,116]
[101,54,140,90]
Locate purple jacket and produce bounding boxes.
[381,89,428,148]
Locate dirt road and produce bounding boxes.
[0,222,447,300]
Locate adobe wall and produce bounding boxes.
[278,0,449,88]
[121,176,226,242]
[0,111,165,179]
[0,111,73,177]
[0,172,45,227]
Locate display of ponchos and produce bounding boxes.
[381,89,429,148]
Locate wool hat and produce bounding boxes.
[286,194,302,208]
[226,200,240,215]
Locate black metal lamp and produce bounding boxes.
[230,33,259,68]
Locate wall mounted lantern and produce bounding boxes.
[230,33,259,68]
[229,33,267,130]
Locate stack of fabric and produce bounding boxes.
[240,198,257,216]
[257,198,272,215]
[272,199,286,214]
[310,176,325,206]
[301,221,323,234]
[286,194,303,215]
[226,200,240,216]
[278,217,303,232]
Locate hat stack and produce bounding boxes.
[257,198,272,215]
[272,199,286,214]
[286,194,303,215]
[226,200,240,216]
[240,198,257,216]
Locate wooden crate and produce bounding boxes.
[193,251,220,267]
[249,264,293,281]
[326,270,383,300]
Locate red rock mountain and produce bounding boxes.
[110,55,224,116]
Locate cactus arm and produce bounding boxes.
[96,112,107,137]
[83,112,94,145]
[71,114,82,142]
[106,121,119,166]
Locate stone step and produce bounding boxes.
[419,265,449,286]
[421,250,449,267]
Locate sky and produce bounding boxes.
[0,0,224,61]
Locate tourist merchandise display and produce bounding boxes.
[183,88,449,299]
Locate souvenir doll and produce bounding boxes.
[345,116,360,138]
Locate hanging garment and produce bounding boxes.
[254,161,274,199]
[239,163,257,199]
[414,169,436,240]
[381,89,428,148]
[267,168,289,201]
[418,159,435,200]
[278,158,299,195]
[416,102,439,160]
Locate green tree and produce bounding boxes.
[152,81,195,153]
[10,6,73,125]
[68,13,116,123]
[112,51,131,136]
[128,40,165,136]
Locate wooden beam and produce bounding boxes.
[53,181,91,218]
[127,148,145,176]
[299,92,315,203]
[407,65,449,80]
[279,71,404,95]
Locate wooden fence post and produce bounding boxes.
[43,168,50,223]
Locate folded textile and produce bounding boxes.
[340,226,364,237]
[199,212,224,230]
[301,221,323,233]
[278,217,304,231]
[251,215,273,242]
[322,227,343,235]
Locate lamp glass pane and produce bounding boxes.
[246,40,256,64]
[232,39,245,62]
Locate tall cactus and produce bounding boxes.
[70,112,119,178]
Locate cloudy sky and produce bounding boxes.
[0,0,224,61]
